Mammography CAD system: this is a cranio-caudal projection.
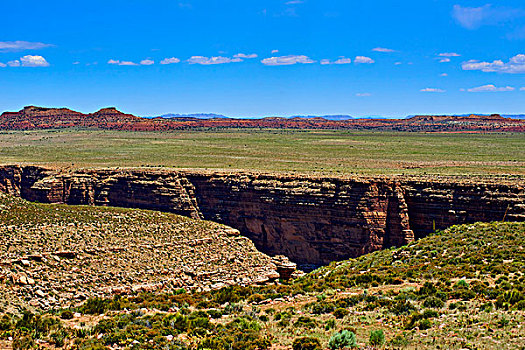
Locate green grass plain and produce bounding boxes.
[0,129,524,175]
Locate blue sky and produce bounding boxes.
[1,0,524,118]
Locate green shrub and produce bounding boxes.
[514,300,525,310]
[50,328,69,347]
[325,318,336,330]
[310,301,335,315]
[418,319,432,330]
[81,298,108,315]
[328,330,357,349]
[0,314,12,331]
[390,333,410,346]
[293,316,317,328]
[292,336,322,350]
[12,335,35,350]
[207,309,223,319]
[333,308,349,319]
[74,338,108,350]
[455,280,469,288]
[422,309,439,319]
[60,310,74,320]
[423,296,444,309]
[369,329,385,346]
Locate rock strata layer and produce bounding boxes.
[0,165,524,266]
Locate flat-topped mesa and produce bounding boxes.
[19,106,83,117]
[0,106,524,131]
[91,107,138,119]
[0,165,523,267]
[408,114,507,122]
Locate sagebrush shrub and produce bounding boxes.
[328,330,357,349]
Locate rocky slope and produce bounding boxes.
[0,192,287,313]
[1,106,524,132]
[1,166,523,268]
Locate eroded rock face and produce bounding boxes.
[0,165,523,266]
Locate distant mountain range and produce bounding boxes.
[288,115,354,121]
[504,114,525,120]
[150,113,354,120]
[150,113,229,120]
[406,114,525,120]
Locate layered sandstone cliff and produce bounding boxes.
[0,165,523,266]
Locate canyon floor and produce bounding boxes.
[0,129,524,175]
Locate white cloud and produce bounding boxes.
[356,93,371,97]
[140,59,154,65]
[271,49,279,54]
[108,59,139,66]
[234,53,258,59]
[334,57,352,64]
[354,56,375,64]
[372,47,395,53]
[321,57,352,65]
[452,5,525,30]
[521,87,525,91]
[462,54,525,74]
[160,57,181,65]
[19,55,49,67]
[440,73,448,77]
[261,55,315,66]
[187,56,242,65]
[119,61,139,66]
[0,62,6,68]
[0,41,53,52]
[439,52,461,57]
[7,60,20,67]
[394,62,402,65]
[467,84,515,92]
[421,88,446,93]
[439,58,451,63]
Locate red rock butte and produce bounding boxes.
[1,106,524,132]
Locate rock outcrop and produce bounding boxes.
[0,165,524,267]
[0,192,281,312]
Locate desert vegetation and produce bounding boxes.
[0,212,523,349]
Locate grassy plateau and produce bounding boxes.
[0,129,524,175]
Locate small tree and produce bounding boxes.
[369,329,385,346]
[328,330,357,349]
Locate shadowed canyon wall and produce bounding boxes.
[0,165,523,266]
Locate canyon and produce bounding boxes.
[0,165,523,267]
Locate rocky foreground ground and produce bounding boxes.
[0,192,295,314]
